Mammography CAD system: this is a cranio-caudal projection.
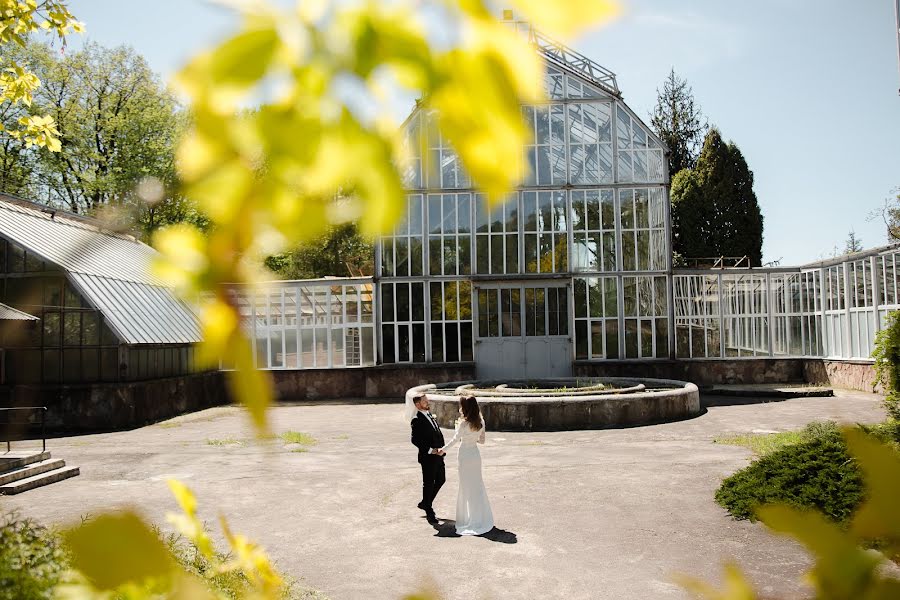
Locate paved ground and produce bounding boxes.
[1,391,888,600]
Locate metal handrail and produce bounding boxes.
[0,407,47,453]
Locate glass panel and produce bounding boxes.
[431,323,444,362]
[396,283,409,321]
[576,320,588,359]
[500,288,521,337]
[591,321,603,358]
[460,323,473,361]
[605,320,619,359]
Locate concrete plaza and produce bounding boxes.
[1,391,887,599]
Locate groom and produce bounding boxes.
[410,394,445,523]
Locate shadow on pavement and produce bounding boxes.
[480,527,517,544]
[701,394,788,408]
[430,518,461,537]
[428,520,517,543]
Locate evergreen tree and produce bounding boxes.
[670,128,764,266]
[844,230,863,254]
[650,69,707,177]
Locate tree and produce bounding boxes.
[871,187,900,242]
[29,42,184,224]
[650,68,707,177]
[0,2,81,151]
[670,128,764,266]
[845,230,863,254]
[265,222,374,279]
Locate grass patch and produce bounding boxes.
[205,437,243,447]
[714,421,837,456]
[279,431,317,446]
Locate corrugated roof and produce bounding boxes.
[0,302,38,321]
[0,195,201,344]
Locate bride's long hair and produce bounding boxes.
[459,395,482,431]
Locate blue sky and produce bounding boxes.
[65,0,900,265]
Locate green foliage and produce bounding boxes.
[0,0,82,151]
[714,421,837,456]
[844,230,863,254]
[0,506,322,600]
[0,513,67,600]
[266,222,374,279]
[650,68,707,177]
[880,186,900,242]
[279,431,317,446]
[0,40,203,240]
[715,423,863,523]
[56,480,300,599]
[151,0,619,434]
[670,128,764,266]
[687,428,900,599]
[873,310,900,420]
[206,437,243,446]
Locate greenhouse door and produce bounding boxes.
[475,283,572,380]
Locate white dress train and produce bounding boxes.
[441,419,494,535]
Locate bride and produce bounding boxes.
[440,395,494,535]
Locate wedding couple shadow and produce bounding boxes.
[425,517,518,544]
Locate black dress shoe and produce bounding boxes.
[426,511,438,523]
[417,502,427,510]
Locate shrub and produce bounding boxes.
[0,513,68,600]
[873,309,900,420]
[715,427,864,523]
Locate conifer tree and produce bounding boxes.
[670,128,764,266]
[651,69,707,177]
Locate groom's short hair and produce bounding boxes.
[412,394,426,405]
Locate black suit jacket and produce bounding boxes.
[411,412,445,464]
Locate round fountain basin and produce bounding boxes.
[410,377,701,431]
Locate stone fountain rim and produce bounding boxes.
[411,377,699,404]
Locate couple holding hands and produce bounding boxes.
[408,393,494,536]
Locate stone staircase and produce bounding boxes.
[0,450,79,495]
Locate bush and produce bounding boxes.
[0,513,68,600]
[715,426,864,523]
[873,310,900,420]
[0,513,322,599]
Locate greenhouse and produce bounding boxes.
[2,21,896,388]
[238,22,900,379]
[0,195,201,385]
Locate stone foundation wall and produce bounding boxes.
[803,360,879,393]
[1,371,227,433]
[1,358,881,436]
[269,363,476,400]
[573,359,806,387]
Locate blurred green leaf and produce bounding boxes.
[758,503,881,599]
[210,26,280,86]
[63,512,175,591]
[510,0,620,37]
[845,428,900,546]
[675,563,758,600]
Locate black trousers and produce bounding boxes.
[419,455,445,510]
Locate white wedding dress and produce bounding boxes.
[441,419,494,535]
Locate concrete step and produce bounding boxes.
[0,465,80,495]
[0,451,51,474]
[0,458,66,486]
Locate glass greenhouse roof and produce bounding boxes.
[0,195,201,345]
